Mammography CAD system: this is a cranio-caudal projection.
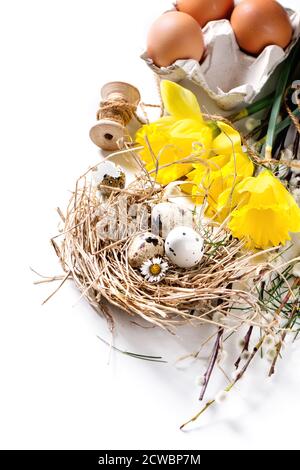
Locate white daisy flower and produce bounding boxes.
[140,257,168,283]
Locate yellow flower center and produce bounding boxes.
[150,264,161,276]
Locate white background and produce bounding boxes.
[0,0,299,450]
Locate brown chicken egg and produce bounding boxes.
[176,0,234,27]
[146,11,205,68]
[231,0,293,56]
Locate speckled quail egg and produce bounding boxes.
[128,232,164,268]
[151,202,192,238]
[165,226,204,268]
[92,161,125,195]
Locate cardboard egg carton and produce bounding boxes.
[141,9,300,111]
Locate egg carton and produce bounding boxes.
[141,9,300,111]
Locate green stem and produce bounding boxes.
[97,336,167,363]
[265,43,300,160]
[257,108,300,148]
[229,93,274,123]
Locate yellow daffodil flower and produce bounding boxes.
[184,154,230,205]
[182,121,254,217]
[225,170,300,249]
[135,81,214,185]
[135,81,300,251]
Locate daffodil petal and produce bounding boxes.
[160,80,203,121]
[228,206,293,249]
[192,154,230,173]
[213,122,243,156]
[236,170,300,212]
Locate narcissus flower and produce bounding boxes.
[225,170,300,249]
[182,121,254,217]
[135,80,214,185]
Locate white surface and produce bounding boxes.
[0,0,299,451]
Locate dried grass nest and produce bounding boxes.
[51,163,282,331]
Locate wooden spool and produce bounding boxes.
[89,82,141,151]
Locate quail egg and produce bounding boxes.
[165,226,204,268]
[93,161,125,195]
[128,232,164,268]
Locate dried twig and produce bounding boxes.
[199,327,223,401]
[268,278,300,377]
[234,325,253,369]
[181,335,265,430]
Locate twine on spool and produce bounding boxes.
[89,82,142,151]
[89,80,164,151]
[96,98,137,128]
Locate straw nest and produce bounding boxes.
[51,164,280,331]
